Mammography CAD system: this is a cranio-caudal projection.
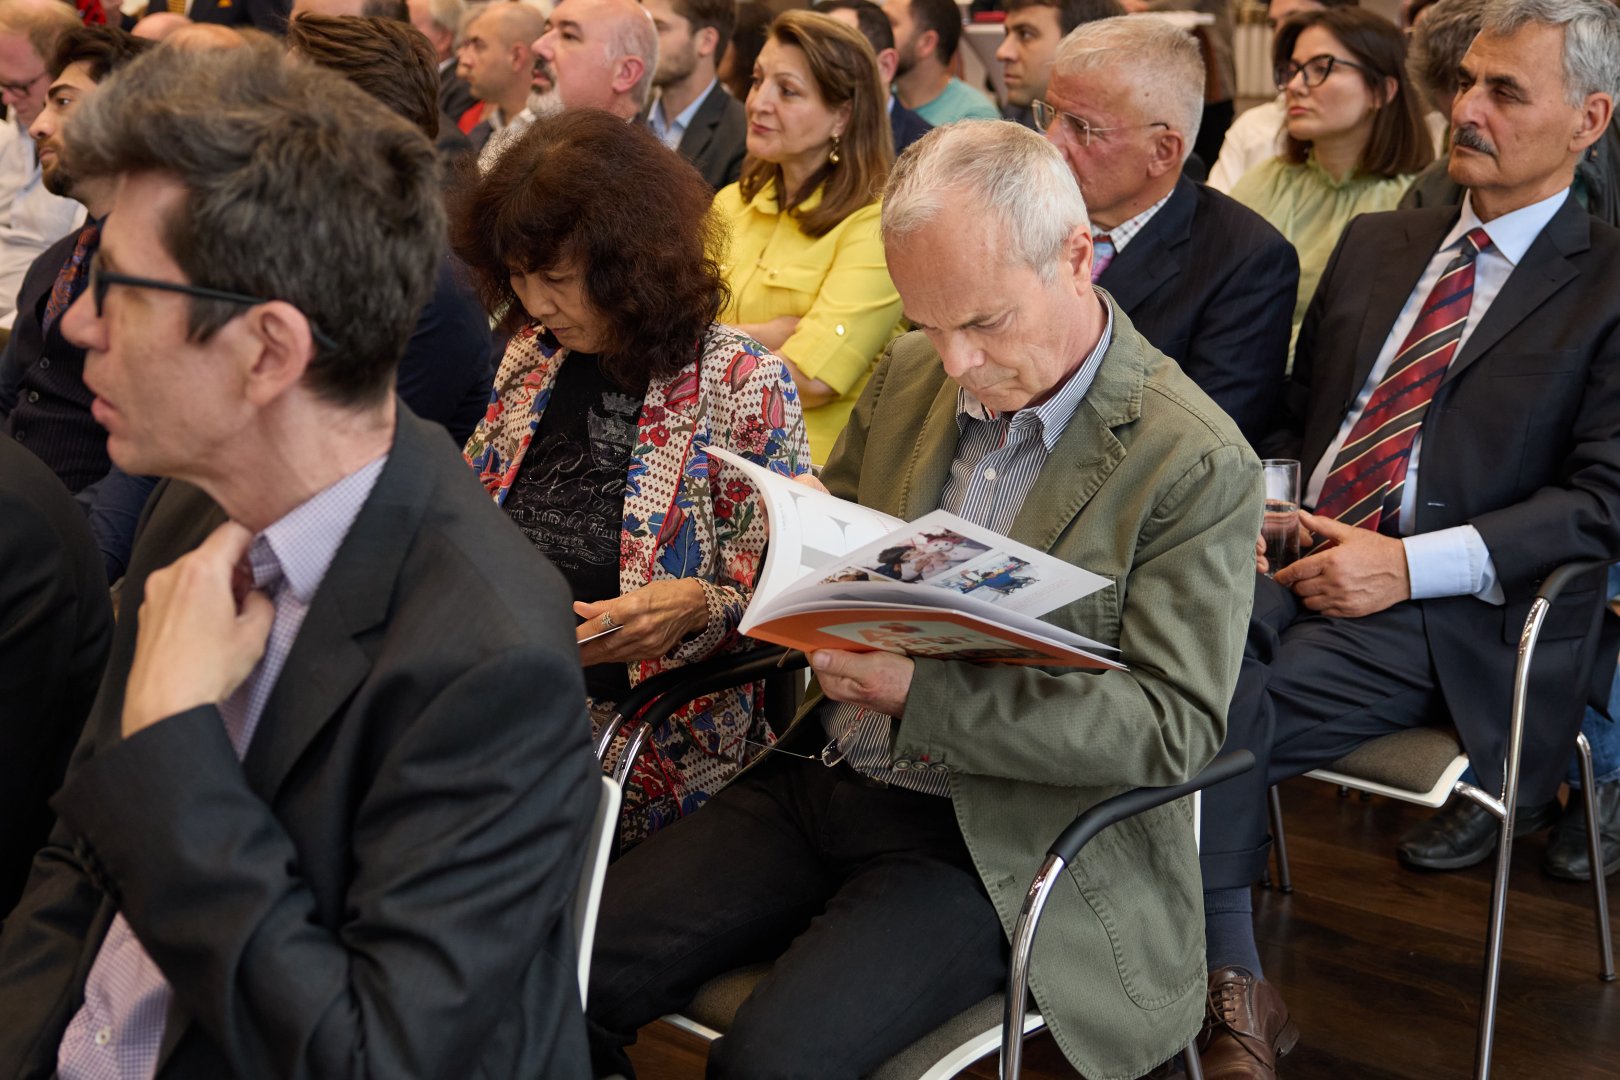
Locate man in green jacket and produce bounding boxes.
[585,120,1262,1080]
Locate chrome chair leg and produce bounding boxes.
[1183,1037,1206,1080]
[1574,733,1616,982]
[1268,786,1293,894]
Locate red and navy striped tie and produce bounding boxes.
[1314,227,1491,534]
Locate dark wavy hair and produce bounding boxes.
[451,110,727,392]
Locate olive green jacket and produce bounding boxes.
[796,301,1262,1080]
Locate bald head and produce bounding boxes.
[133,11,192,40]
[531,0,657,118]
[457,1,547,115]
[162,22,248,51]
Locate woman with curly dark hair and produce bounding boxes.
[456,109,811,845]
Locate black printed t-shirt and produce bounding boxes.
[504,352,643,702]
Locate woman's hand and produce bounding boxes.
[574,579,710,667]
[735,315,801,350]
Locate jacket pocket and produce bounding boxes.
[1065,800,1203,1011]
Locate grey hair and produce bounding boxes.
[1051,14,1204,163]
[1405,0,1483,112]
[0,0,81,61]
[882,121,1089,282]
[605,1,659,109]
[63,40,445,406]
[1479,0,1620,105]
[425,0,465,36]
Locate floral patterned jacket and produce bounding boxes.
[464,320,811,843]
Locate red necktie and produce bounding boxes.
[41,220,99,338]
[1314,227,1491,534]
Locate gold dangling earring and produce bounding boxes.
[829,133,842,165]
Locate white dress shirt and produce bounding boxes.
[1303,186,1570,603]
[648,79,716,151]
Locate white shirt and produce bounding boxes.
[0,117,86,329]
[1303,187,1570,603]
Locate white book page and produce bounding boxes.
[763,595,1120,655]
[706,448,905,622]
[792,508,1111,617]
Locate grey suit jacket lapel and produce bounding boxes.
[238,412,433,802]
[676,83,724,161]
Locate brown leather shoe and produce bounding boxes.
[1198,966,1298,1079]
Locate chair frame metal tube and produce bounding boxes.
[1573,732,1616,983]
[999,751,1255,1080]
[1459,558,1613,1079]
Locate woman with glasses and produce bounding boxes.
[1231,7,1432,352]
[456,111,811,847]
[715,9,901,463]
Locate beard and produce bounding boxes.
[654,40,697,89]
[38,144,73,200]
[893,36,918,78]
[524,86,567,120]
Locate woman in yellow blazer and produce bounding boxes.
[715,10,901,463]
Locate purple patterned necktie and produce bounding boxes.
[1090,233,1115,283]
[42,220,100,337]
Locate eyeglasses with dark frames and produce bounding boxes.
[1275,53,1373,91]
[87,253,340,352]
[1031,100,1169,148]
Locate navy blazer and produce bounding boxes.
[1097,175,1297,444]
[674,81,748,191]
[890,100,931,156]
[188,0,289,31]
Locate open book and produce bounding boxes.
[710,448,1125,670]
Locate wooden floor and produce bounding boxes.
[624,775,1620,1079]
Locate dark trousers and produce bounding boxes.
[1199,574,1449,890]
[1193,99,1236,180]
[585,753,1006,1079]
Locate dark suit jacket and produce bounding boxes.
[0,227,103,493]
[890,100,931,155]
[0,409,596,1078]
[438,61,477,126]
[1275,194,1620,800]
[187,0,288,31]
[0,432,111,920]
[673,81,747,191]
[1097,175,1298,444]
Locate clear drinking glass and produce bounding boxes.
[1261,459,1301,576]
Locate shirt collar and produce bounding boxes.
[656,79,716,132]
[955,290,1115,453]
[1099,189,1175,254]
[1450,187,1569,267]
[255,454,388,605]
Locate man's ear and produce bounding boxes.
[877,45,899,86]
[1572,92,1614,155]
[1064,222,1093,291]
[696,25,720,61]
[239,300,319,408]
[916,27,938,65]
[510,40,535,74]
[613,54,646,95]
[1144,127,1185,180]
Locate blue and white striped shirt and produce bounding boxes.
[820,296,1115,795]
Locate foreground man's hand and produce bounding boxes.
[811,648,914,718]
[1274,510,1411,618]
[121,522,275,738]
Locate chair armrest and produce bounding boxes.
[607,647,810,786]
[594,645,801,767]
[1535,558,1615,606]
[1001,750,1255,1080]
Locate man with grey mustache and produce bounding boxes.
[1192,0,1620,1073]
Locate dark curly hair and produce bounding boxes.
[451,110,728,392]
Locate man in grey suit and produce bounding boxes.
[0,41,597,1079]
[586,121,1261,1080]
[643,0,746,189]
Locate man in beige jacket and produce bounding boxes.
[586,121,1262,1080]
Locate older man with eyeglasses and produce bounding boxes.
[0,0,83,334]
[1037,15,1298,443]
